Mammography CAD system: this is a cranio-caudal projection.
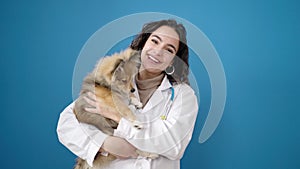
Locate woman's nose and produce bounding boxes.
[151,47,163,56]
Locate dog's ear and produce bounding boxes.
[128,50,141,68]
[111,59,125,75]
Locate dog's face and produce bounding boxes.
[111,51,140,94]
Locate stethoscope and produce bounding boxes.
[160,86,174,120]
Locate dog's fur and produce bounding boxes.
[73,48,157,169]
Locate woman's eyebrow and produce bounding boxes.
[152,34,177,52]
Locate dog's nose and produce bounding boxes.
[130,88,135,93]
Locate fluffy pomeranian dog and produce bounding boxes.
[73,48,157,169]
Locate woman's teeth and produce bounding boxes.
[149,55,159,63]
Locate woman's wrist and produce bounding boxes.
[100,136,138,159]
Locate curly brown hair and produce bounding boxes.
[130,19,189,84]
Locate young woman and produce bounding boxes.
[57,19,199,169]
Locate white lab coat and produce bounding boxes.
[57,76,198,169]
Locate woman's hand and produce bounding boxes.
[83,92,121,123]
[101,136,138,159]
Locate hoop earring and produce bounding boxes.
[165,65,175,75]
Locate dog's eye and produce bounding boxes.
[122,79,127,83]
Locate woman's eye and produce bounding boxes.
[167,49,175,54]
[151,39,158,44]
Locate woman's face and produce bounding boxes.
[140,26,180,76]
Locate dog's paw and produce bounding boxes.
[136,150,159,159]
[148,153,159,159]
[130,97,143,109]
[133,122,143,130]
[135,102,143,109]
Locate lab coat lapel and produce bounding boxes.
[132,81,140,101]
[142,90,164,112]
[142,76,172,113]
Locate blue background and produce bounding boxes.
[1,0,299,169]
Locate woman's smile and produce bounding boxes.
[140,26,179,79]
[148,55,160,64]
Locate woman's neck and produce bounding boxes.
[138,70,163,80]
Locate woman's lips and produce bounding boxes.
[148,55,160,63]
